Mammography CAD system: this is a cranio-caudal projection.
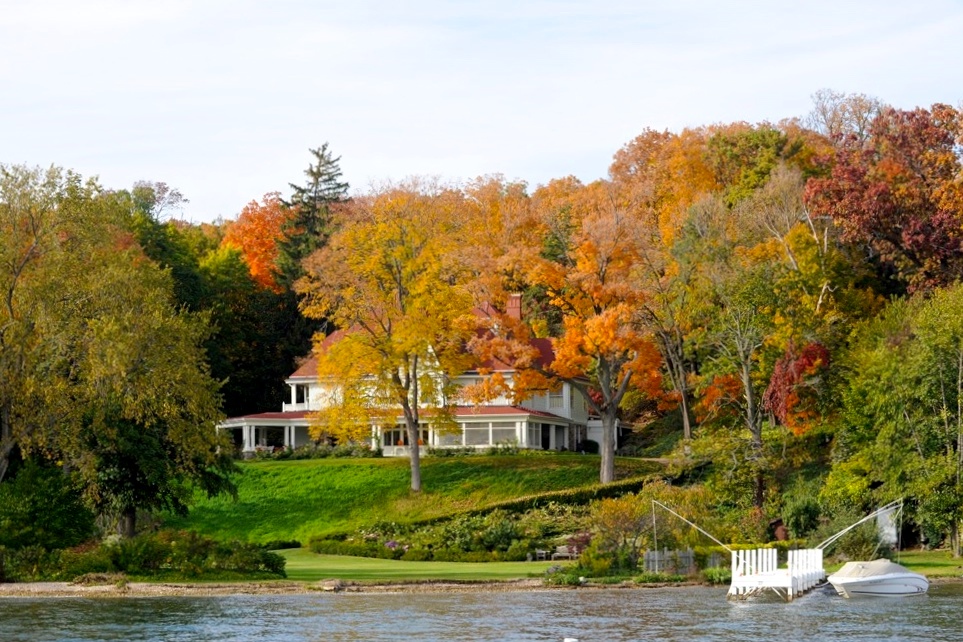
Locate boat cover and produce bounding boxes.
[830,559,912,578]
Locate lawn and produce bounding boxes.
[279,547,559,582]
[163,454,661,544]
[895,550,963,578]
[275,548,963,584]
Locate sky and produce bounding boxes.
[2,0,962,223]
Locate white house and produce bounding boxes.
[219,298,617,456]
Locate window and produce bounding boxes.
[549,387,564,409]
[527,424,539,447]
[465,427,489,446]
[438,431,462,446]
[382,428,428,446]
[295,385,308,404]
[491,421,516,444]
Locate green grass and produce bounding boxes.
[893,550,963,578]
[279,548,558,582]
[278,547,963,584]
[164,454,661,544]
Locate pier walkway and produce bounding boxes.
[727,548,825,601]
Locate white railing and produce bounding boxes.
[728,548,824,601]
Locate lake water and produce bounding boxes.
[2,583,962,642]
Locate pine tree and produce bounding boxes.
[276,143,349,287]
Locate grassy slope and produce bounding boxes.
[164,454,661,544]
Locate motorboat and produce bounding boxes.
[827,559,928,598]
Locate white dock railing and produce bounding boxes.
[728,548,824,601]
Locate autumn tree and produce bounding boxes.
[298,181,475,492]
[470,179,664,484]
[805,103,963,293]
[222,192,293,291]
[806,88,883,145]
[197,245,301,417]
[609,128,720,441]
[672,191,786,509]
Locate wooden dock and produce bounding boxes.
[727,548,825,601]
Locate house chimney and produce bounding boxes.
[507,293,522,320]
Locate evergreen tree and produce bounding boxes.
[277,143,349,287]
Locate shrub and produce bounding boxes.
[216,543,286,575]
[430,549,496,562]
[504,539,534,562]
[0,530,286,581]
[400,548,432,561]
[258,442,382,460]
[544,566,583,586]
[578,440,600,454]
[480,511,519,552]
[487,441,519,456]
[2,545,58,581]
[0,461,95,551]
[262,539,301,551]
[309,537,404,559]
[54,547,112,580]
[701,567,732,585]
[576,542,613,578]
[105,533,170,574]
[783,491,822,538]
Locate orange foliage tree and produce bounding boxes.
[609,128,721,441]
[467,178,664,484]
[222,193,293,291]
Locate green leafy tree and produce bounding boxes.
[121,181,207,310]
[0,164,235,536]
[828,288,963,556]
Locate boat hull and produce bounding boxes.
[828,571,929,598]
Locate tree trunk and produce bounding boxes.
[118,507,137,539]
[741,358,765,509]
[406,420,422,493]
[679,389,693,443]
[600,410,617,484]
[754,472,765,511]
[0,403,14,484]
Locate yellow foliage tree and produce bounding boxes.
[297,181,476,492]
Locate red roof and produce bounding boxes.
[224,411,311,421]
[452,405,562,419]
[224,407,563,423]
